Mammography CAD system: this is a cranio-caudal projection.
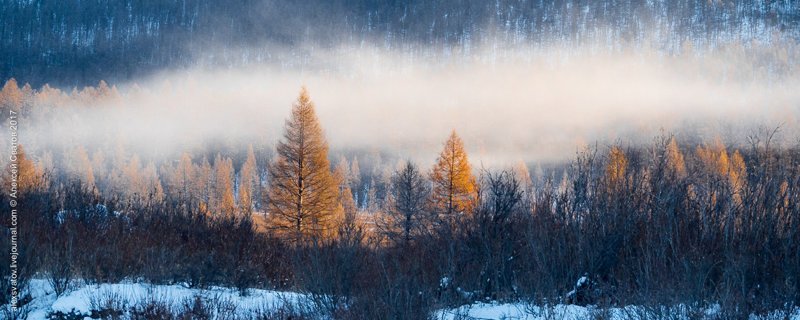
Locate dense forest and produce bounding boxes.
[2,0,800,319]
[1,81,799,318]
[2,0,800,86]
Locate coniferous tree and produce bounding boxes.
[0,78,22,114]
[124,155,143,200]
[334,161,359,241]
[106,142,128,200]
[267,87,338,241]
[142,161,165,203]
[214,154,237,216]
[5,145,44,194]
[430,130,477,218]
[68,146,96,192]
[239,145,258,214]
[665,137,687,178]
[196,156,213,213]
[171,152,195,203]
[606,145,628,188]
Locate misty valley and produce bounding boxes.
[2,1,800,319]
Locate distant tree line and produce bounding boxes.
[2,0,798,87]
[1,83,799,319]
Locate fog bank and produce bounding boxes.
[24,44,800,166]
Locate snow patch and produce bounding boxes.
[435,302,800,320]
[5,279,309,319]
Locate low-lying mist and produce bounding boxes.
[23,42,800,167]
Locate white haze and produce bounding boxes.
[26,43,800,167]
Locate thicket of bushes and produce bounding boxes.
[2,133,799,319]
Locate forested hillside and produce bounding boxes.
[2,0,800,319]
[2,0,799,86]
[2,83,800,318]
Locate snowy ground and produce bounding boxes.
[435,302,800,320]
[5,279,311,319]
[5,280,800,319]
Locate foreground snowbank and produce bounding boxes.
[6,280,800,319]
[435,302,800,320]
[7,279,310,319]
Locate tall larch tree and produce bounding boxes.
[267,87,338,241]
[665,137,687,179]
[606,145,628,189]
[107,142,128,200]
[430,130,477,218]
[214,154,237,216]
[68,146,96,192]
[195,157,213,214]
[142,161,165,203]
[1,78,23,114]
[123,155,143,200]
[334,160,359,240]
[171,153,195,203]
[239,145,258,214]
[5,145,44,194]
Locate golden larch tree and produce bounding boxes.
[728,150,747,205]
[696,138,730,177]
[430,130,477,217]
[239,145,258,214]
[142,161,165,203]
[665,137,687,178]
[333,161,359,240]
[5,145,44,194]
[728,150,747,190]
[214,154,237,216]
[105,144,127,200]
[350,158,361,189]
[171,152,195,203]
[123,155,143,199]
[1,78,23,113]
[267,87,338,241]
[605,146,628,188]
[68,146,96,192]
[195,157,213,212]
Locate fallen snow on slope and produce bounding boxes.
[9,279,309,319]
[6,280,800,319]
[435,302,800,320]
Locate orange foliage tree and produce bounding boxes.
[430,130,477,218]
[267,87,338,242]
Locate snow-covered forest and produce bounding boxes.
[2,0,799,86]
[2,0,800,319]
